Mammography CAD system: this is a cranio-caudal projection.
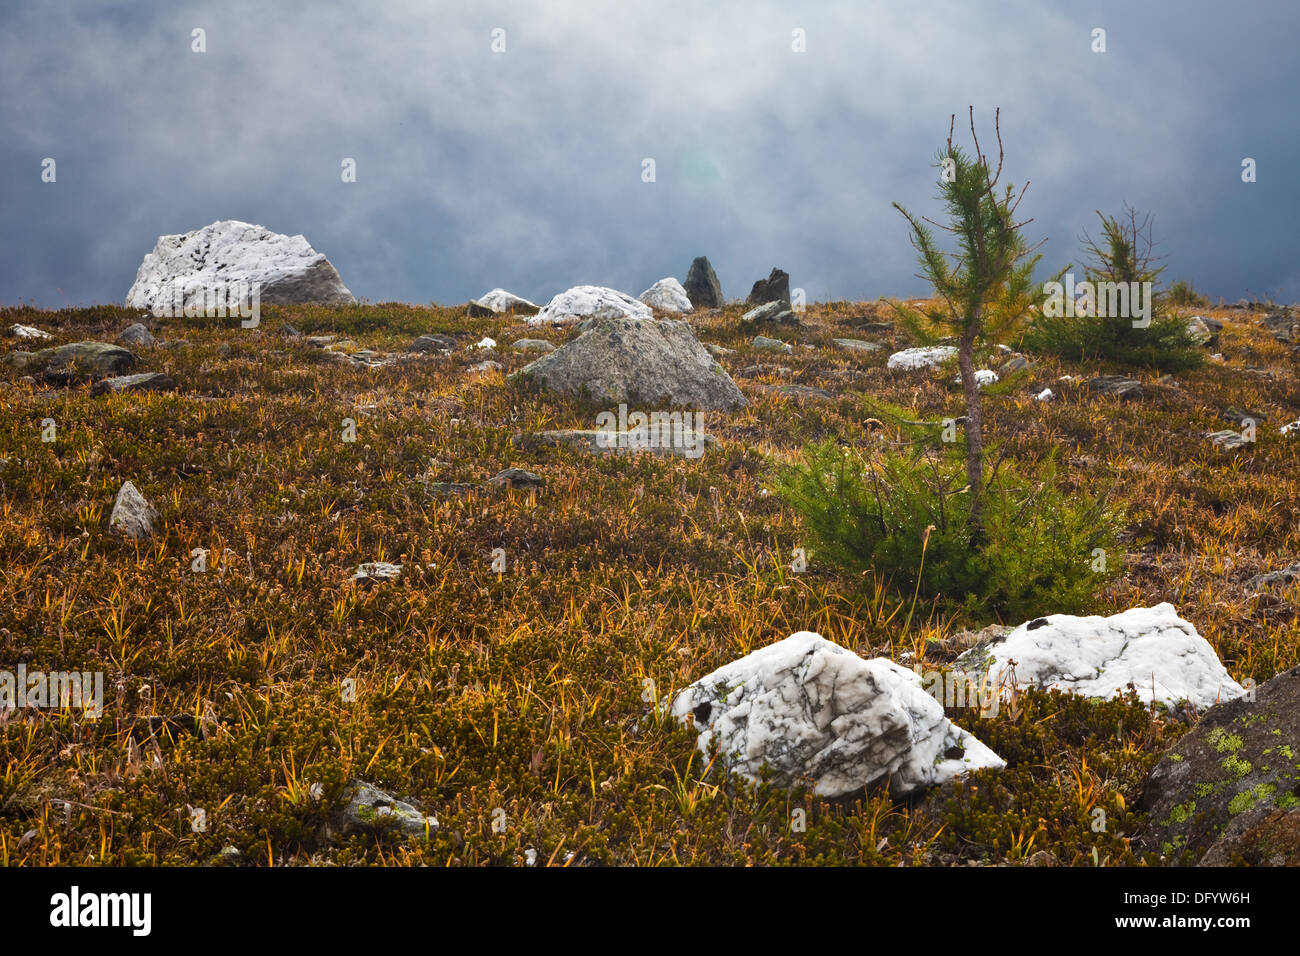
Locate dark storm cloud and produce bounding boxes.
[2,0,1297,307]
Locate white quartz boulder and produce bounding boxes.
[953,369,998,387]
[126,220,354,312]
[10,324,52,340]
[670,632,1004,797]
[468,288,540,316]
[528,285,652,325]
[639,277,694,313]
[954,603,1246,710]
[887,346,958,370]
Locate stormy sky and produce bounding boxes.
[2,0,1297,308]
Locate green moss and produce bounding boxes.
[1208,727,1244,754]
[1229,784,1279,816]
[1221,754,1252,778]
[1228,791,1256,815]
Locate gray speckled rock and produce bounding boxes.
[510,338,556,354]
[116,323,156,348]
[487,467,545,489]
[341,781,437,837]
[752,335,792,354]
[833,338,883,352]
[408,334,457,353]
[91,372,177,396]
[110,481,158,540]
[743,301,797,325]
[354,562,402,582]
[1245,562,1300,593]
[7,341,138,377]
[1207,429,1252,452]
[1262,311,1298,343]
[512,315,746,410]
[1085,375,1144,400]
[1185,316,1218,347]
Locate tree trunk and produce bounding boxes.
[957,331,985,542]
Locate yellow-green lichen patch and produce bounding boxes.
[1228,790,1255,815]
[1207,727,1244,754]
[1228,783,1278,816]
[1164,800,1195,825]
[1221,753,1252,778]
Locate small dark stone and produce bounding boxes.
[1085,375,1143,400]
[1221,406,1267,425]
[855,321,894,334]
[746,268,790,306]
[90,372,177,396]
[1027,618,1049,631]
[409,334,457,353]
[488,467,545,490]
[683,256,724,309]
[692,702,712,724]
[1262,312,1298,344]
[206,846,245,867]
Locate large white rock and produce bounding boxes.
[887,346,958,370]
[10,324,52,340]
[125,220,354,312]
[469,288,539,316]
[639,277,694,313]
[954,603,1245,710]
[527,285,652,325]
[670,632,1004,797]
[953,369,998,387]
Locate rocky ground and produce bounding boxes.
[1,294,1298,866]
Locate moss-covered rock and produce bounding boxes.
[6,340,138,378]
[1198,808,1300,866]
[1140,664,1300,863]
